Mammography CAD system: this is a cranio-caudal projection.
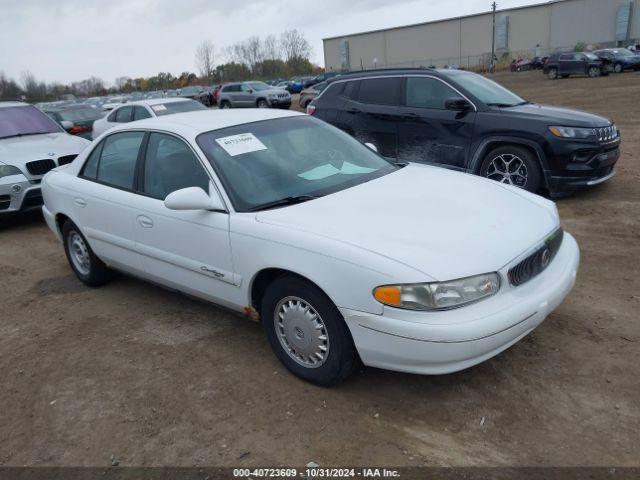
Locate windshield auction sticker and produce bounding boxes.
[215,133,267,156]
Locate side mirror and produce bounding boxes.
[364,142,378,153]
[60,120,74,130]
[444,97,472,111]
[164,185,225,211]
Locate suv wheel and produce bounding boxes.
[62,220,112,287]
[480,145,541,193]
[547,68,558,79]
[613,62,623,73]
[219,101,231,109]
[261,275,358,386]
[588,66,600,78]
[257,99,269,108]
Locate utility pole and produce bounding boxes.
[490,1,497,73]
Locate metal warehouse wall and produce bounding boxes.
[323,0,638,71]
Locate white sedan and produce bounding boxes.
[92,98,207,139]
[41,109,580,385]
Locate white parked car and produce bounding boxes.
[41,109,579,385]
[0,101,90,216]
[92,98,207,139]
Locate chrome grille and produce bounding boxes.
[594,125,617,142]
[25,159,56,176]
[508,229,564,287]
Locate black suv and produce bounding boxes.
[309,68,620,195]
[543,52,608,79]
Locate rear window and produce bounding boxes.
[357,77,400,106]
[150,100,207,116]
[58,106,101,122]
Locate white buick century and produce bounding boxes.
[42,109,580,385]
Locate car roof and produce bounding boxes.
[107,108,305,138]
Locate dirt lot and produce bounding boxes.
[1,71,639,468]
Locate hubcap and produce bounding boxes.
[68,231,91,276]
[486,153,528,187]
[274,296,329,368]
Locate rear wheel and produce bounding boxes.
[62,220,112,287]
[479,145,542,193]
[261,275,358,386]
[614,62,623,73]
[548,68,558,79]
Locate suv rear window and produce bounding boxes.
[357,77,400,105]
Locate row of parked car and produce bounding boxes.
[1,65,616,384]
[513,47,640,79]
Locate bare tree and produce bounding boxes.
[263,34,282,60]
[279,29,311,62]
[195,40,216,83]
[115,76,130,91]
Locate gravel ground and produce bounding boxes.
[0,70,638,467]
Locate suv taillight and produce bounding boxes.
[306,104,316,115]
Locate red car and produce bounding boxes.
[510,58,532,72]
[212,84,226,105]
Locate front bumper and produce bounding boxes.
[546,138,620,193]
[340,233,580,375]
[0,174,43,216]
[268,97,291,109]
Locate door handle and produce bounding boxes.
[345,108,360,114]
[137,215,154,228]
[73,197,86,207]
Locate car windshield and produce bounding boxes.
[150,100,207,116]
[57,106,102,122]
[247,82,270,91]
[444,71,526,106]
[0,105,61,139]
[196,116,397,212]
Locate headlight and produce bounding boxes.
[0,164,22,179]
[549,126,594,139]
[373,273,500,311]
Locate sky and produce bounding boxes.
[0,0,545,86]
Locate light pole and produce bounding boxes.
[490,1,497,73]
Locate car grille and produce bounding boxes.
[0,195,10,211]
[508,229,564,287]
[277,93,288,99]
[594,125,618,142]
[57,154,77,166]
[26,159,56,176]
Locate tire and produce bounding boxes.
[561,74,570,78]
[479,145,542,193]
[588,66,600,78]
[614,62,623,73]
[257,99,269,108]
[261,275,358,386]
[547,68,558,79]
[62,220,112,287]
[219,101,231,109]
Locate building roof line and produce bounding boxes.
[322,0,564,41]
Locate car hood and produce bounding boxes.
[255,164,559,281]
[498,103,612,127]
[0,132,90,168]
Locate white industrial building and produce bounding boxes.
[323,0,639,71]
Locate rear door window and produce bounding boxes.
[96,132,145,189]
[357,77,400,105]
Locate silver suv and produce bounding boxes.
[218,81,291,109]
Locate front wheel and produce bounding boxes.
[614,63,623,73]
[257,99,269,108]
[262,275,358,386]
[547,68,558,79]
[588,66,600,78]
[62,220,112,287]
[219,101,231,109]
[479,145,542,193]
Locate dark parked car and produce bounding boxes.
[43,104,103,139]
[543,52,607,79]
[180,86,212,106]
[531,56,548,69]
[593,48,640,73]
[309,68,620,196]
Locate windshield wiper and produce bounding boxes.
[0,131,53,139]
[248,195,319,212]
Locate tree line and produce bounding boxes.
[0,29,320,102]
